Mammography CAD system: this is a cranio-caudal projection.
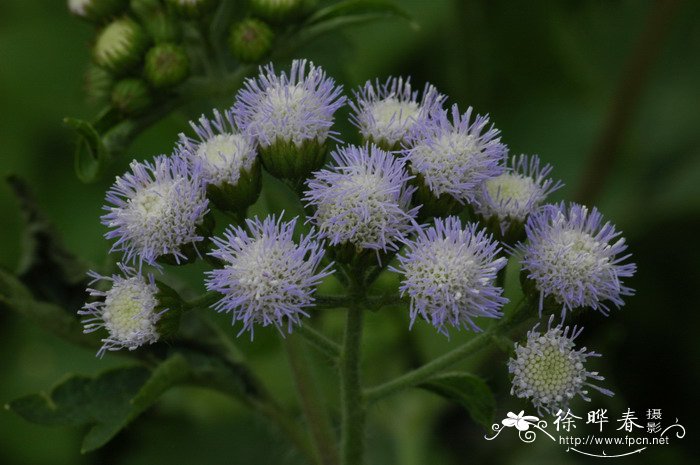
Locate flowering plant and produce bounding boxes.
[2,2,645,465]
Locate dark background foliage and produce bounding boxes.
[1,0,698,464]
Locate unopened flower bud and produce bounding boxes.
[84,64,115,103]
[166,0,217,18]
[111,78,152,115]
[68,0,128,23]
[228,19,274,64]
[250,0,310,23]
[131,0,183,43]
[93,17,150,74]
[129,0,161,18]
[145,43,190,89]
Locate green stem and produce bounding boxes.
[186,291,221,310]
[297,324,341,360]
[315,294,349,309]
[285,336,340,465]
[339,275,366,465]
[364,299,529,403]
[365,293,404,311]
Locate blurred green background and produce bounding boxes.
[1,0,699,464]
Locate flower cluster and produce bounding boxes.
[205,215,332,337]
[404,104,508,207]
[349,76,444,150]
[80,57,636,415]
[508,316,614,414]
[474,154,563,234]
[102,155,209,268]
[79,265,165,357]
[177,108,257,189]
[520,202,636,318]
[304,144,418,256]
[392,217,508,335]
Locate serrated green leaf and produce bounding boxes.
[6,355,195,453]
[6,366,151,453]
[7,176,89,308]
[419,372,496,429]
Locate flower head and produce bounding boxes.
[205,215,332,337]
[474,154,563,234]
[349,76,444,150]
[178,108,258,188]
[233,59,345,148]
[79,265,166,357]
[508,316,614,414]
[520,202,636,317]
[304,144,419,254]
[102,155,209,268]
[405,104,507,205]
[391,217,508,335]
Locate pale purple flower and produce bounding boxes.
[509,316,614,414]
[79,264,166,357]
[177,108,257,187]
[520,202,636,317]
[205,215,332,337]
[349,76,445,149]
[391,217,508,335]
[474,154,563,233]
[404,104,507,204]
[102,155,209,268]
[232,59,346,147]
[303,144,419,253]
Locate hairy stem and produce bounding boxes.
[364,299,528,403]
[339,271,366,465]
[285,336,340,465]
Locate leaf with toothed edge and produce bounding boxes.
[6,355,193,453]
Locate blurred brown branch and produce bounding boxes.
[575,0,683,205]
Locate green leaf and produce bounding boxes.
[306,0,415,27]
[7,176,89,308]
[130,354,191,414]
[0,268,95,348]
[7,366,151,453]
[65,117,110,184]
[284,0,416,52]
[6,355,194,453]
[65,109,137,183]
[419,372,496,429]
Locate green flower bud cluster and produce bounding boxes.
[77,0,194,115]
[226,0,319,64]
